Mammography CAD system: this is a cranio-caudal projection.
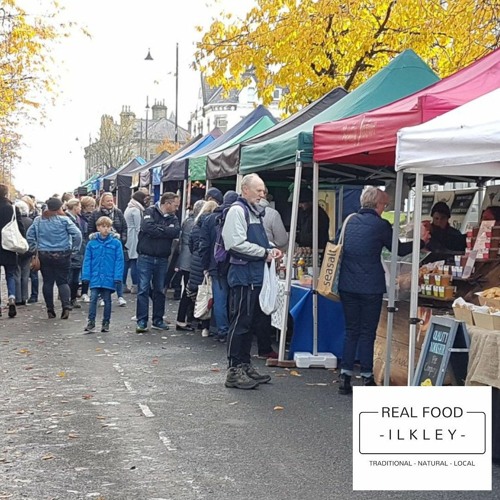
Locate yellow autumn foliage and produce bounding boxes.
[195,0,500,114]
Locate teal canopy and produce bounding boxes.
[239,49,440,174]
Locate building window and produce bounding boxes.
[247,86,256,103]
[215,115,228,132]
[273,89,281,100]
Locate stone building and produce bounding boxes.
[84,101,190,179]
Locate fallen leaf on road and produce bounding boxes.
[289,370,302,377]
[210,367,221,372]
[58,371,66,378]
[18,348,31,356]
[41,454,54,460]
[23,366,33,371]
[152,357,159,364]
[82,394,93,400]
[96,415,106,420]
[273,406,285,411]
[67,433,79,439]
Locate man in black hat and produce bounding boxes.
[425,201,466,254]
[295,187,330,251]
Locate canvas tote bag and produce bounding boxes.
[317,213,355,301]
[194,274,213,320]
[2,205,29,254]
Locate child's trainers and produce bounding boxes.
[84,320,96,333]
[101,321,110,333]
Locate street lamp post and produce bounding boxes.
[145,95,150,161]
[144,44,179,144]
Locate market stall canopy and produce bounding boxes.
[129,150,170,188]
[155,128,224,182]
[396,88,500,177]
[102,157,145,181]
[181,105,277,181]
[80,173,100,188]
[205,87,349,180]
[314,47,500,167]
[240,49,438,174]
[204,115,276,180]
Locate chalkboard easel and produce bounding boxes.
[412,316,470,386]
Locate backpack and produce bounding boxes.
[213,201,250,265]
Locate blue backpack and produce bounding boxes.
[213,201,250,265]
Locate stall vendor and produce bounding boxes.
[481,205,500,223]
[295,188,330,251]
[424,202,466,256]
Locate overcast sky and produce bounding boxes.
[15,0,253,199]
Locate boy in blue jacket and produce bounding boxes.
[82,216,124,333]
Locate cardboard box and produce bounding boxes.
[453,306,475,326]
[477,294,500,308]
[472,311,500,330]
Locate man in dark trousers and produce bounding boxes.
[135,192,180,333]
[222,174,283,390]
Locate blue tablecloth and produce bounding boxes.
[288,285,346,359]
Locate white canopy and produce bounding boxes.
[395,88,500,176]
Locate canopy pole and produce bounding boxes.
[384,170,404,386]
[407,173,424,385]
[205,179,212,190]
[277,157,302,363]
[236,174,243,194]
[312,162,319,356]
[181,179,188,222]
[477,180,485,217]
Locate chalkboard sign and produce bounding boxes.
[421,194,435,216]
[413,316,470,386]
[451,191,476,216]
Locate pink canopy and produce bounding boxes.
[313,47,500,166]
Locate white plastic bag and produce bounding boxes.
[259,258,279,315]
[2,207,28,254]
[194,274,213,320]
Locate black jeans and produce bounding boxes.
[227,285,273,367]
[176,271,194,323]
[68,267,81,301]
[39,251,71,311]
[339,291,383,377]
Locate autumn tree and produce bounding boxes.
[93,113,136,170]
[156,138,182,155]
[195,0,500,113]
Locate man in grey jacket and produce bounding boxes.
[222,174,283,390]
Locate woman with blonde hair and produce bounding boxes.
[26,197,82,319]
[187,200,219,337]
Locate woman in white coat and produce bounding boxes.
[123,191,149,293]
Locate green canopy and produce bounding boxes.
[80,172,100,188]
[239,49,440,174]
[189,115,277,180]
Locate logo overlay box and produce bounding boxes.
[353,387,491,490]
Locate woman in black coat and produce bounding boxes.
[0,185,26,318]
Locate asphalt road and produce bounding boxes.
[0,294,499,500]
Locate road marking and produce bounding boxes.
[158,431,177,451]
[138,403,154,418]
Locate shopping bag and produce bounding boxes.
[259,258,278,315]
[317,213,355,302]
[194,274,213,320]
[1,207,28,254]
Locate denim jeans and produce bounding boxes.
[136,254,168,326]
[211,274,230,337]
[339,291,383,377]
[39,252,71,310]
[68,267,81,301]
[30,269,39,299]
[88,288,112,323]
[1,264,18,303]
[123,258,138,286]
[16,256,31,302]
